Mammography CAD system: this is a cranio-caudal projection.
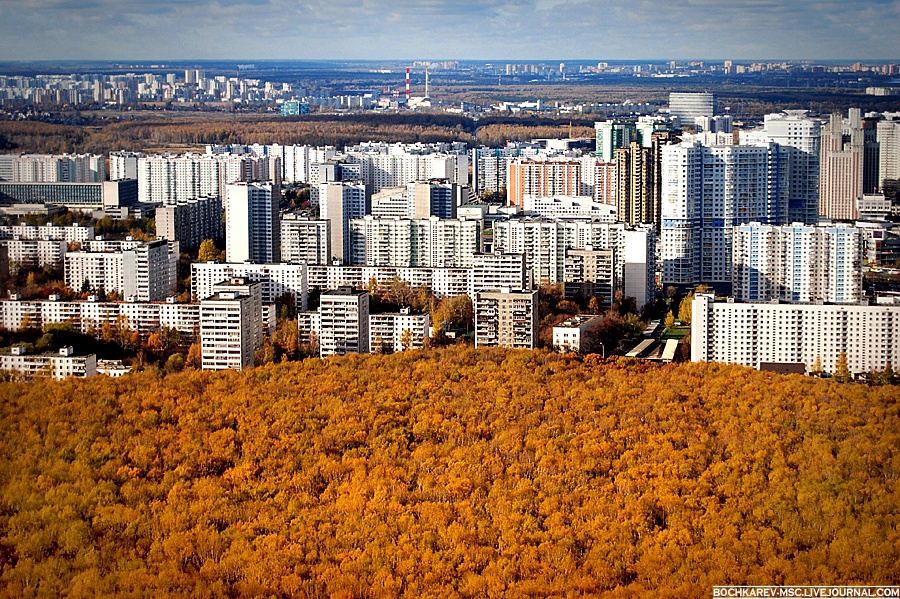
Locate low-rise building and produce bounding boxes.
[552,314,605,354]
[0,345,97,380]
[370,307,431,353]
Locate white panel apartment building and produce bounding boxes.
[344,145,468,194]
[319,286,370,357]
[138,153,279,204]
[191,262,308,311]
[692,294,900,376]
[661,140,785,287]
[225,182,280,263]
[474,289,538,349]
[0,296,200,338]
[492,219,654,303]
[155,196,224,250]
[733,223,863,303]
[1,239,67,271]
[109,151,143,181]
[200,278,263,371]
[739,111,821,225]
[0,222,94,242]
[369,308,431,353]
[877,116,900,186]
[349,216,481,268]
[470,253,529,297]
[319,180,368,264]
[280,216,330,264]
[65,239,175,301]
[308,265,470,299]
[11,153,105,183]
[0,346,97,380]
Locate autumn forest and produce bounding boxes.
[1,347,898,597]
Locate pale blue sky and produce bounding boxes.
[0,0,897,61]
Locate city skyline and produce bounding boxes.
[1,0,898,63]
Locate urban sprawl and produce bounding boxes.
[1,70,899,381]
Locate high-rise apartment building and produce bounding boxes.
[661,140,784,287]
[564,248,615,302]
[621,229,656,308]
[10,153,105,183]
[319,286,370,357]
[225,182,280,263]
[319,180,368,264]
[820,109,865,220]
[64,239,175,301]
[109,151,143,181]
[877,117,900,187]
[155,196,223,250]
[349,216,481,268]
[470,253,529,296]
[732,223,863,304]
[200,277,263,371]
[748,111,822,225]
[474,289,538,349]
[594,121,635,162]
[507,159,582,209]
[615,142,654,225]
[280,215,330,264]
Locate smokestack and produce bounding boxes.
[425,68,429,99]
[406,67,410,101]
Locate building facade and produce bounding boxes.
[692,293,900,377]
[474,289,538,349]
[319,286,370,357]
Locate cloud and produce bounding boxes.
[0,0,897,60]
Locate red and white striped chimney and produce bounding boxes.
[405,67,410,101]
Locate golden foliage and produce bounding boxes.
[0,347,898,597]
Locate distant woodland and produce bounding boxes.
[0,347,898,597]
[0,114,595,155]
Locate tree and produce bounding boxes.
[664,311,675,328]
[880,362,895,385]
[146,332,164,352]
[587,296,601,315]
[833,351,852,383]
[678,292,694,325]
[165,353,185,373]
[400,328,414,351]
[811,355,824,377]
[186,342,202,369]
[198,239,220,263]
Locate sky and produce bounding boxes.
[0,0,898,62]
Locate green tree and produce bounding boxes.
[165,353,185,373]
[880,362,895,385]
